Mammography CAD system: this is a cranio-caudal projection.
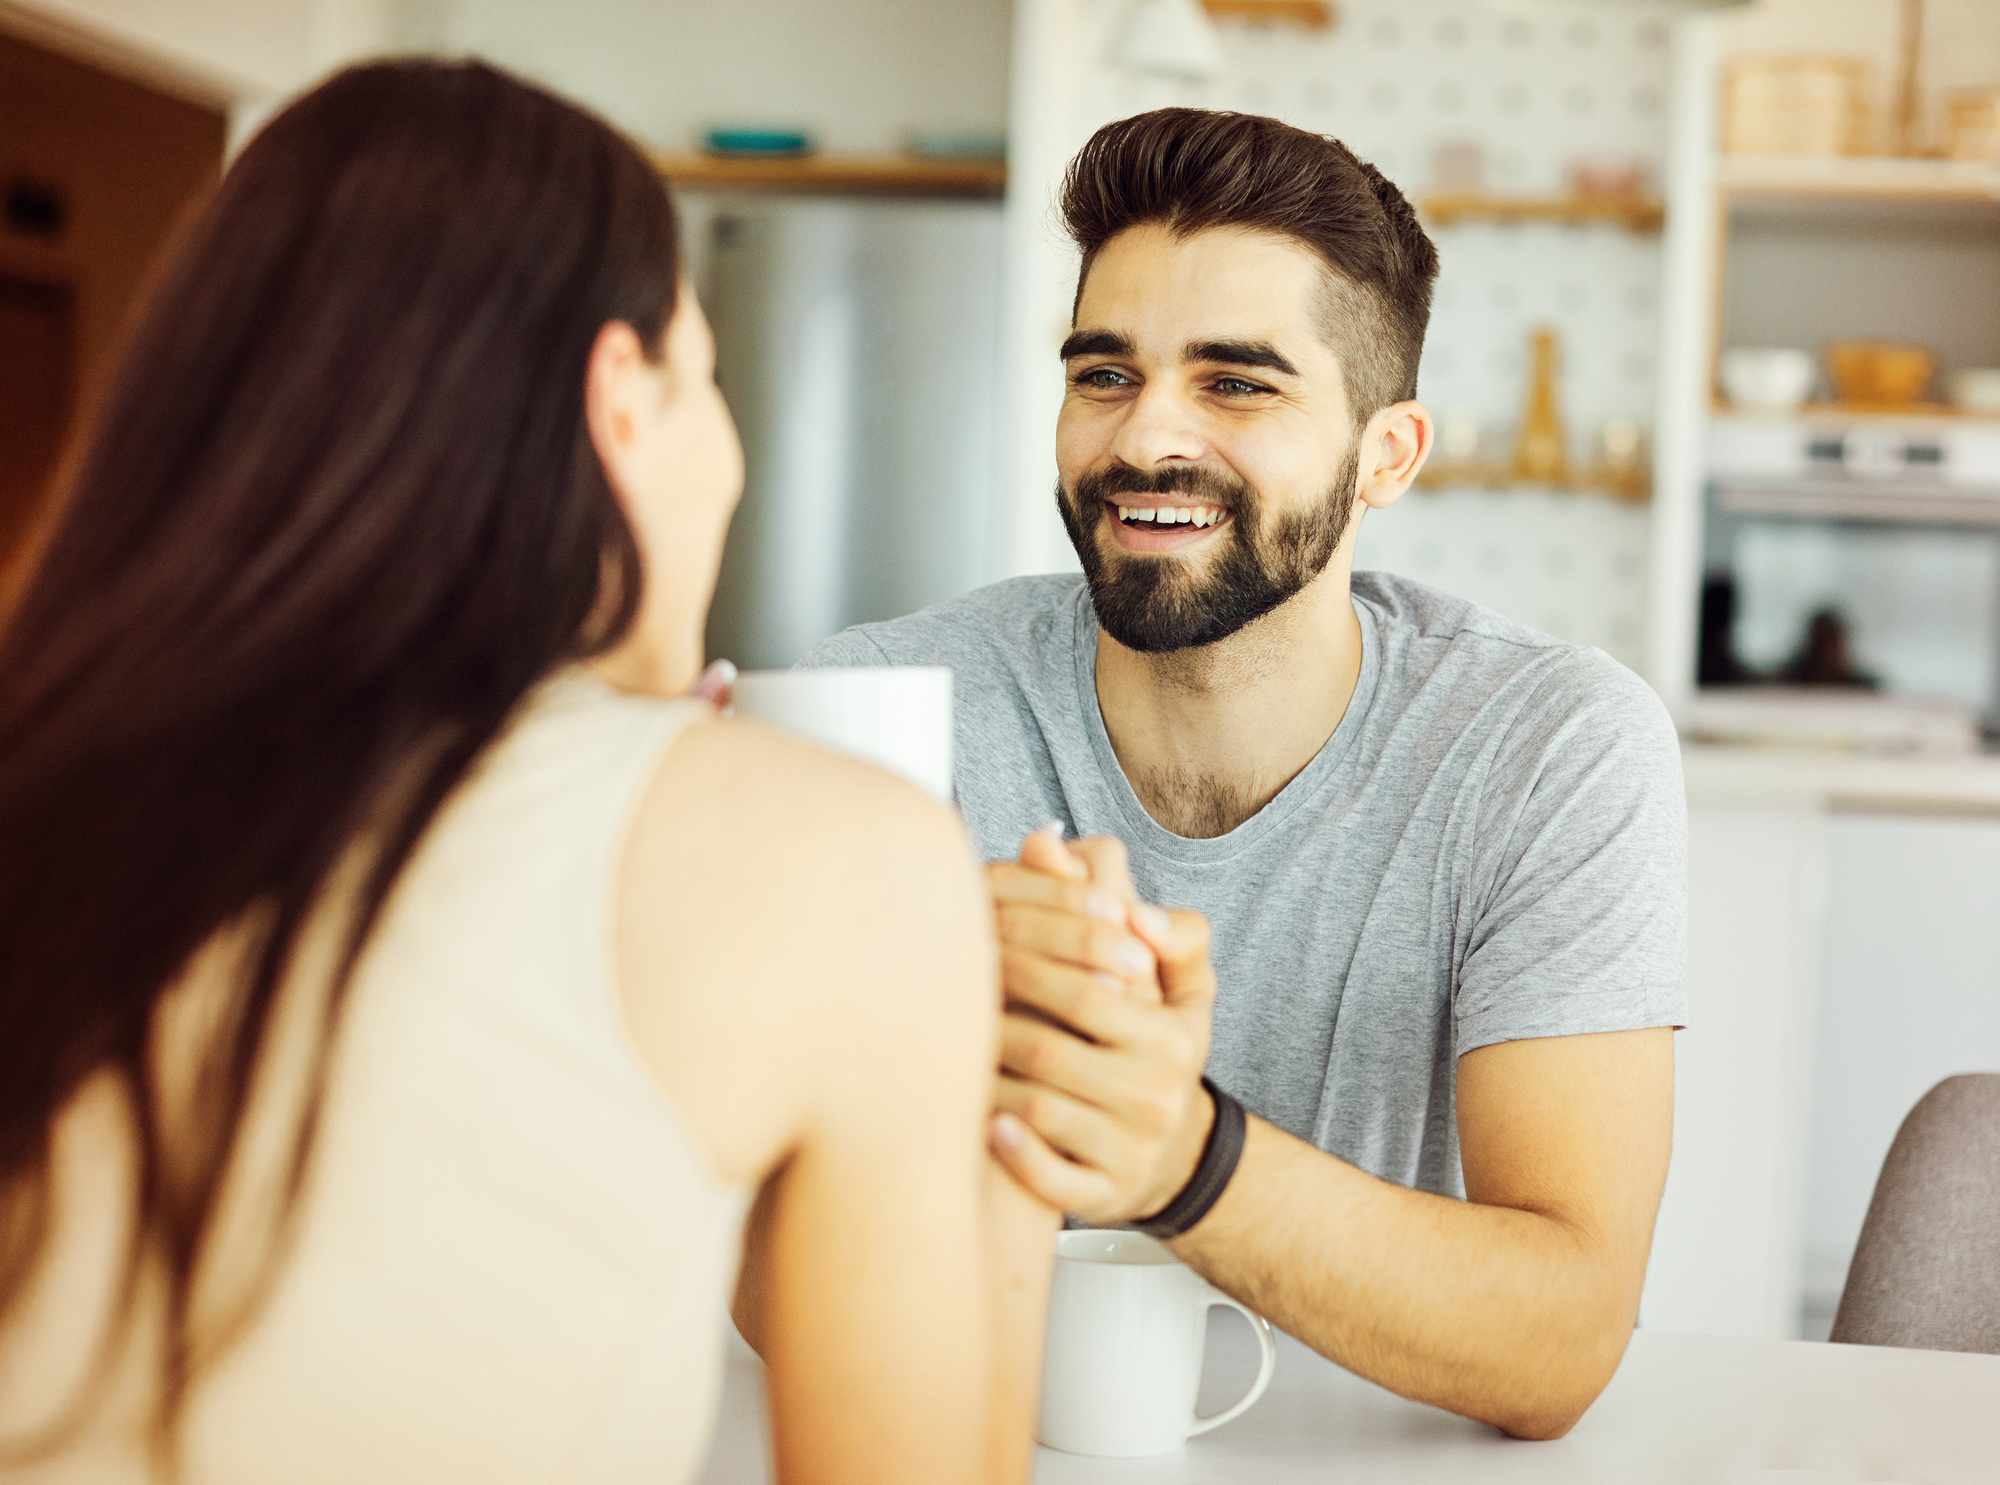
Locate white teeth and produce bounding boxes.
[1116,505,1229,527]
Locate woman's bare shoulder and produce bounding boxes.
[649,713,966,870]
[614,714,994,1184]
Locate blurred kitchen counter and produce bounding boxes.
[1646,737,2000,1346]
[1682,739,2000,815]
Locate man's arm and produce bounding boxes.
[987,845,1673,1441]
[1181,1031,1669,1439]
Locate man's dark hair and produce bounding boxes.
[1060,108,1440,426]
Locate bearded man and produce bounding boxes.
[799,108,1686,1438]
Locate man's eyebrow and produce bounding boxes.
[1059,328,1134,361]
[1184,339,1299,377]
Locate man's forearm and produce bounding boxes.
[1168,1115,1640,1440]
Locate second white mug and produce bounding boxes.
[1037,1229,1277,1458]
[728,666,953,804]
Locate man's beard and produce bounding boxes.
[1056,450,1360,654]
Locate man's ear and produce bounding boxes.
[1356,400,1434,512]
[584,319,654,503]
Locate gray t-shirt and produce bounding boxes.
[800,572,1687,1198]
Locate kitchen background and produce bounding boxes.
[6,0,2000,1345]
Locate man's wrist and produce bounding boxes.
[1128,1078,1214,1221]
[1129,1077,1246,1241]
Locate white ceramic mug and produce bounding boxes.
[729,667,953,804]
[1037,1230,1277,1457]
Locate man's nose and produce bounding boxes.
[1107,382,1206,472]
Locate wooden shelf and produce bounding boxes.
[1201,0,1335,27]
[1718,154,2000,202]
[651,153,1005,199]
[1711,403,1998,424]
[1418,191,1665,233]
[1415,460,1651,502]
[1715,481,2000,527]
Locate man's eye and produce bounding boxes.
[1075,367,1131,390]
[1214,377,1269,397]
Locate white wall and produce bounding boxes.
[5,0,1014,156]
[0,0,427,97]
[438,0,1012,155]
[999,0,1104,580]
[1,0,437,151]
[0,0,310,96]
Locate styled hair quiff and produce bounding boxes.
[1059,108,1440,425]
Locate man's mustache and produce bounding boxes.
[1071,463,1250,511]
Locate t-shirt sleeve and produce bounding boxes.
[795,627,893,669]
[1452,650,1688,1057]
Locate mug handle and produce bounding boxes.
[1186,1294,1277,1438]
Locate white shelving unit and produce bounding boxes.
[1716,153,2000,199]
[1653,149,2000,721]
[1708,407,2000,525]
[1644,11,2000,1348]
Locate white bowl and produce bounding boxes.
[1948,367,2000,416]
[1721,347,1815,412]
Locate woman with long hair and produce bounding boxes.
[0,59,1057,1483]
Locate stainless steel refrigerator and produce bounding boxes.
[699,196,1007,670]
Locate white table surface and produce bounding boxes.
[695,1315,2000,1484]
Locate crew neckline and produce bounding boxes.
[1067,584,1381,867]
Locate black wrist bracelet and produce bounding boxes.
[1130,1076,1246,1241]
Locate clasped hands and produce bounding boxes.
[985,826,1219,1227]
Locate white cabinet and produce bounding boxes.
[1643,802,1824,1339]
[1803,811,2000,1333]
[1643,749,2000,1339]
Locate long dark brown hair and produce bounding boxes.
[0,58,677,1453]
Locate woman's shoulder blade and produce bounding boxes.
[623,713,986,1014]
[613,715,992,1184]
[650,714,967,866]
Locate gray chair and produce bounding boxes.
[1830,1073,2000,1355]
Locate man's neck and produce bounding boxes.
[1093,558,1364,840]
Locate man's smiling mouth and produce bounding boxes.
[1109,502,1230,533]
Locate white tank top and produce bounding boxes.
[2,670,749,1484]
